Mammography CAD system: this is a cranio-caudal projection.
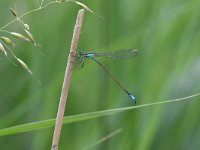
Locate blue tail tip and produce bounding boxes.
[128,94,136,104]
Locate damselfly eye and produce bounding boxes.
[76,51,81,58]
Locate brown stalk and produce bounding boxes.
[51,9,85,150]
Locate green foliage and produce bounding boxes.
[0,0,200,149]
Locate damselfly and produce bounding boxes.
[75,49,138,103]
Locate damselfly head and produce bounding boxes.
[74,51,85,68]
[75,51,83,58]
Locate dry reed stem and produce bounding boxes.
[51,9,85,150]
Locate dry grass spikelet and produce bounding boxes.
[9,8,17,17]
[24,30,36,46]
[0,42,7,56]
[0,36,15,46]
[10,32,30,41]
[16,58,32,75]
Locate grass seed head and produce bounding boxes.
[23,24,30,30]
[16,58,32,75]
[24,30,36,46]
[10,32,30,42]
[0,42,7,56]
[72,1,104,19]
[74,1,94,14]
[9,8,17,17]
[0,36,15,46]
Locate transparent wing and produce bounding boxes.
[93,49,138,59]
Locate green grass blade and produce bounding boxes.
[0,92,199,137]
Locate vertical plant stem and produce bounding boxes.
[51,9,85,150]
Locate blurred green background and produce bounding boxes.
[1,0,200,149]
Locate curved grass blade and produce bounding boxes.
[0,92,199,137]
[82,128,123,150]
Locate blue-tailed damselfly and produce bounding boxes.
[75,49,138,103]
